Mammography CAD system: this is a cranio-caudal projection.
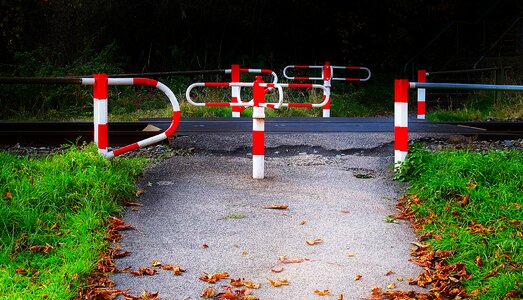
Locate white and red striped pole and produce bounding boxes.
[417,70,426,119]
[394,79,409,168]
[93,74,108,155]
[230,64,243,118]
[252,76,265,179]
[322,62,332,118]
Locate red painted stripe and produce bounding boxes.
[417,70,426,82]
[205,103,231,106]
[205,82,230,87]
[97,123,108,149]
[394,79,409,103]
[287,83,313,88]
[252,130,264,155]
[113,143,139,157]
[239,68,249,73]
[260,69,273,74]
[265,83,275,88]
[265,104,276,108]
[417,101,426,116]
[133,78,158,87]
[288,103,313,108]
[344,78,359,81]
[231,64,240,82]
[323,64,331,80]
[294,65,310,69]
[165,111,180,136]
[93,74,108,99]
[323,95,330,109]
[293,77,310,81]
[346,66,361,70]
[394,127,409,151]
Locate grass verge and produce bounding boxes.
[394,145,523,299]
[0,143,146,299]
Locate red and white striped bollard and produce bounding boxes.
[252,76,265,179]
[417,70,426,119]
[93,74,108,155]
[394,79,409,168]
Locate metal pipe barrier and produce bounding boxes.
[394,80,523,168]
[283,62,371,117]
[186,76,329,179]
[224,65,278,118]
[0,75,180,158]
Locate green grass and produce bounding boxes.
[0,144,146,299]
[396,145,523,299]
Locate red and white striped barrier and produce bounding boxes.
[82,75,180,158]
[394,79,409,168]
[417,70,427,119]
[186,77,329,179]
[224,65,278,117]
[283,62,371,117]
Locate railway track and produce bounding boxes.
[1,118,522,146]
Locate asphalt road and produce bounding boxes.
[110,131,432,299]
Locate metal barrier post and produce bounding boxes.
[394,79,409,168]
[252,76,266,179]
[93,74,108,155]
[231,64,244,117]
[417,70,427,119]
[322,62,332,117]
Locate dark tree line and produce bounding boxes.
[0,0,520,74]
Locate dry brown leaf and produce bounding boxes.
[339,210,350,214]
[459,194,470,207]
[384,270,395,276]
[161,264,185,276]
[277,256,309,263]
[305,237,323,245]
[5,192,12,200]
[124,201,144,207]
[263,204,288,209]
[15,268,27,275]
[130,267,157,276]
[135,189,145,196]
[28,243,54,254]
[151,260,161,267]
[243,281,261,289]
[337,294,343,300]
[475,256,484,266]
[230,278,245,287]
[199,272,229,283]
[271,266,284,273]
[387,283,396,289]
[201,287,218,298]
[314,289,330,296]
[202,243,209,248]
[397,277,403,281]
[354,274,362,281]
[51,222,59,230]
[267,277,289,287]
[113,250,131,258]
[299,220,306,225]
[466,178,477,190]
[346,252,355,257]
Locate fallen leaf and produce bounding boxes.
[263,204,288,209]
[124,201,144,207]
[130,267,157,276]
[466,178,477,189]
[338,294,343,300]
[518,231,523,238]
[397,277,403,281]
[277,256,309,263]
[459,194,470,207]
[72,273,79,281]
[28,243,54,254]
[339,210,350,214]
[51,222,59,230]
[15,268,27,275]
[505,290,519,298]
[271,266,284,273]
[151,260,161,267]
[139,290,159,299]
[113,250,131,258]
[475,256,484,267]
[5,192,12,200]
[299,220,306,225]
[306,237,323,245]
[314,289,330,296]
[267,277,289,287]
[241,251,249,256]
[202,244,209,248]
[346,253,356,257]
[161,264,185,276]
[200,272,229,283]
[244,281,261,289]
[108,216,133,231]
[387,283,396,289]
[201,287,218,298]
[135,189,145,196]
[354,274,362,281]
[384,270,395,276]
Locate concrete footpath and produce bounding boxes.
[111,132,434,299]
